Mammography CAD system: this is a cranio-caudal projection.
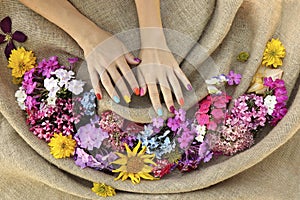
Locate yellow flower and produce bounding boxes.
[262,38,285,68]
[111,141,157,184]
[48,133,76,159]
[91,183,116,197]
[7,47,36,78]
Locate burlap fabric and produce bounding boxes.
[0,0,299,199]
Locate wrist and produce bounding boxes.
[140,27,168,50]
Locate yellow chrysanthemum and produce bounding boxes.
[262,38,285,68]
[7,47,36,78]
[111,141,157,184]
[48,133,76,159]
[91,183,116,197]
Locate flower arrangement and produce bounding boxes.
[1,16,289,197]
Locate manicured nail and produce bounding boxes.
[134,57,141,63]
[124,95,131,104]
[179,98,184,106]
[96,93,102,100]
[187,84,193,91]
[113,96,120,104]
[140,88,145,96]
[169,105,175,113]
[157,108,163,116]
[134,87,140,96]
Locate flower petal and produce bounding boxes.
[0,34,5,44]
[5,41,15,59]
[0,16,12,33]
[13,31,27,42]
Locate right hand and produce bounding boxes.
[81,28,141,103]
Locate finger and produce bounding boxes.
[124,53,141,65]
[148,84,163,116]
[160,85,174,112]
[88,67,102,100]
[174,66,193,91]
[168,72,184,106]
[116,57,140,96]
[136,67,147,96]
[99,70,120,104]
[106,65,131,104]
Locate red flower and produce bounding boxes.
[0,16,27,59]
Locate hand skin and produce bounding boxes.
[18,0,141,103]
[135,0,192,116]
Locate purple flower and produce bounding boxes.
[0,16,27,59]
[167,118,180,131]
[227,70,242,85]
[175,108,186,121]
[74,148,105,169]
[68,57,79,64]
[177,133,194,149]
[75,123,109,151]
[152,117,164,129]
[37,56,60,78]
[263,77,275,88]
[198,142,213,163]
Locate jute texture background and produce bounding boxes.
[0,0,299,199]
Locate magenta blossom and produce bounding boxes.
[167,118,180,131]
[227,70,242,85]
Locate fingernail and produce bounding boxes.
[113,96,120,104]
[124,95,131,104]
[169,105,175,113]
[96,93,102,100]
[140,88,145,96]
[134,57,141,63]
[187,84,193,91]
[179,98,184,106]
[134,88,140,96]
[157,108,163,116]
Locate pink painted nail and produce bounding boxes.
[140,88,145,96]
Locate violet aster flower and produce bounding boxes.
[167,117,180,131]
[152,117,164,129]
[0,16,27,59]
[175,108,186,121]
[227,70,242,85]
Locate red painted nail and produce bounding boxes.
[134,87,140,96]
[96,93,102,100]
[179,98,184,106]
[140,88,145,96]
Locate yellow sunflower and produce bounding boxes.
[48,133,76,159]
[7,47,36,78]
[91,183,116,197]
[262,38,285,68]
[111,141,157,184]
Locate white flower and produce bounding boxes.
[67,79,85,95]
[195,125,206,142]
[18,101,26,110]
[44,77,60,97]
[264,95,277,115]
[219,74,229,83]
[15,87,27,102]
[47,96,57,106]
[207,85,221,94]
[53,69,75,87]
[205,77,220,85]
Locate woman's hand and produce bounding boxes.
[138,46,192,116]
[82,28,141,103]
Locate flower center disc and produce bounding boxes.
[127,156,144,173]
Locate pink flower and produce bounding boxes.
[199,100,211,114]
[152,117,164,129]
[211,109,224,120]
[196,113,209,125]
[177,133,194,149]
[207,120,217,131]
